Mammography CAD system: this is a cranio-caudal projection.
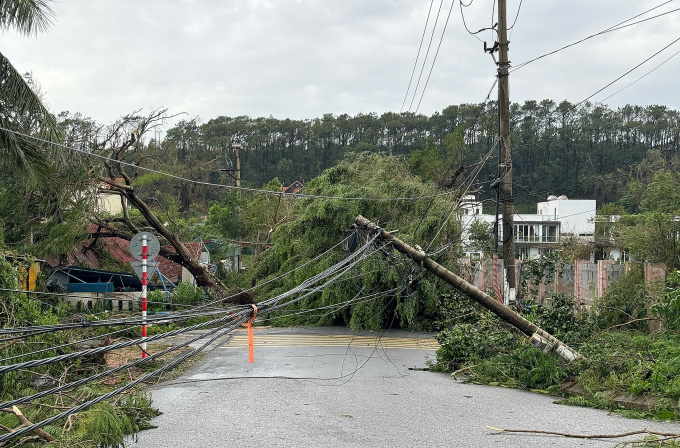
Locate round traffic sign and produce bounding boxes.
[129,232,161,260]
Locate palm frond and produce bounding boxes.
[0,51,58,183]
[0,50,55,126]
[0,115,52,180]
[0,0,55,35]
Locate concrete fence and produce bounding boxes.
[463,259,665,306]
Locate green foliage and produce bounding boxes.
[154,103,680,209]
[131,171,167,188]
[653,271,680,331]
[409,129,466,188]
[117,391,161,432]
[434,292,596,391]
[0,256,163,445]
[469,345,569,391]
[147,282,204,313]
[435,314,520,369]
[466,219,494,257]
[570,331,680,420]
[614,169,680,269]
[72,402,134,448]
[520,250,564,289]
[171,282,205,306]
[531,294,595,343]
[207,192,249,240]
[0,0,59,183]
[593,267,650,331]
[207,178,295,260]
[435,279,680,420]
[254,153,461,330]
[639,170,680,214]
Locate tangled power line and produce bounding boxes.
[0,230,424,443]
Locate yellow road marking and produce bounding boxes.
[221,334,439,350]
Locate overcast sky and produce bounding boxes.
[4,0,680,126]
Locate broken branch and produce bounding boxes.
[486,426,680,440]
[0,406,55,445]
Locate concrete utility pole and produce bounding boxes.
[354,215,583,363]
[498,0,516,305]
[220,142,243,197]
[233,142,242,189]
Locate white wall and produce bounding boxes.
[537,199,596,236]
[98,192,126,215]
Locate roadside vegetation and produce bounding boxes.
[433,268,680,423]
[0,257,165,447]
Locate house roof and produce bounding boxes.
[99,178,125,189]
[46,225,207,284]
[50,266,142,291]
[156,242,206,283]
[281,181,304,194]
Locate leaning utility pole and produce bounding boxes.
[498,0,516,305]
[355,216,583,363]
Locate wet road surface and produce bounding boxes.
[130,326,680,448]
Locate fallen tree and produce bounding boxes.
[88,109,227,293]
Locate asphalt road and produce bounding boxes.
[130,326,680,448]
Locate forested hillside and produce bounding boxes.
[158,100,680,212]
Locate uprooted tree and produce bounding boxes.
[83,109,228,293]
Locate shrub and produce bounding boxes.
[532,293,595,343]
[593,266,650,331]
[435,314,520,370]
[653,270,680,331]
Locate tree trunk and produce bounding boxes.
[101,178,226,293]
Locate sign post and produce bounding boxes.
[141,235,147,357]
[130,232,160,358]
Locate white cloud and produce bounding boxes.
[3,0,680,126]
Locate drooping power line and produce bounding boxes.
[415,0,457,113]
[407,0,447,112]
[400,0,436,113]
[511,1,679,72]
[574,35,680,109]
[597,47,680,104]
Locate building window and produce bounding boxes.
[515,247,530,260]
[514,224,539,243]
[542,225,558,243]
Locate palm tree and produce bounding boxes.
[0,0,58,179]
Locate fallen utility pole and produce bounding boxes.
[354,215,583,363]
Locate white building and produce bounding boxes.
[537,196,596,238]
[97,179,127,216]
[461,195,596,260]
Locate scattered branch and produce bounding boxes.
[0,339,21,351]
[451,365,477,380]
[598,317,660,334]
[486,426,680,441]
[0,406,55,445]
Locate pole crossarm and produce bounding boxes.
[354,215,584,363]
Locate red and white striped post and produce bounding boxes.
[141,234,148,358]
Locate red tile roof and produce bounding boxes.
[281,181,304,194]
[156,242,206,283]
[48,224,206,284]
